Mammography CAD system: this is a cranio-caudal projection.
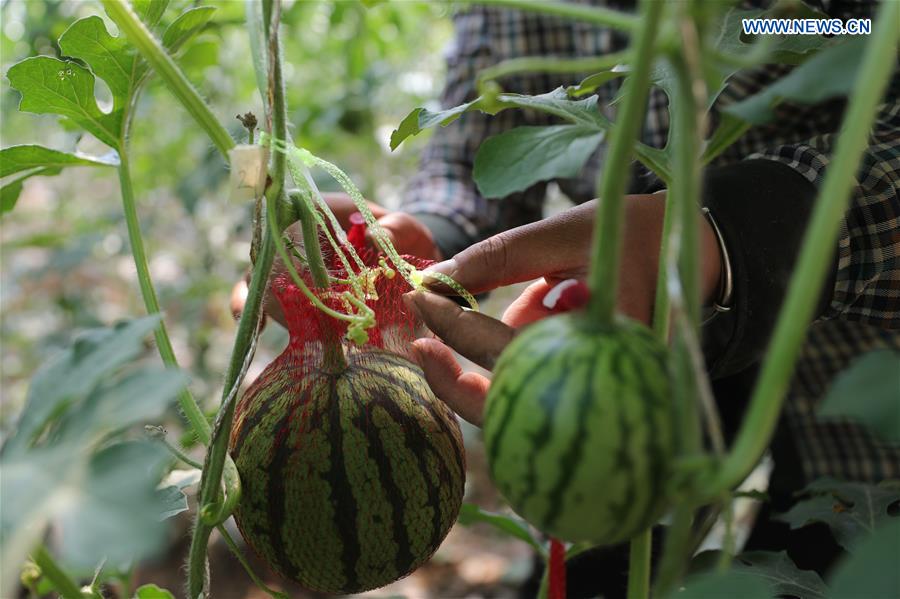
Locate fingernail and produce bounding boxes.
[422,259,457,288]
[422,258,456,275]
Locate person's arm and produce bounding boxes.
[407,194,722,426]
[701,86,900,378]
[401,4,626,257]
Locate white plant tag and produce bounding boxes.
[228,144,269,201]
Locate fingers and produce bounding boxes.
[404,291,515,371]
[423,200,595,295]
[501,279,554,327]
[412,338,488,427]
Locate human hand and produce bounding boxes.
[407,193,722,426]
[230,192,441,327]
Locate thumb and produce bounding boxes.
[404,291,514,371]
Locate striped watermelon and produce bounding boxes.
[483,313,674,545]
[229,348,465,594]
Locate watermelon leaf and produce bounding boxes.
[457,503,546,556]
[827,519,900,599]
[473,125,603,199]
[724,37,867,125]
[675,569,771,599]
[6,56,121,149]
[2,315,164,454]
[681,550,824,599]
[0,145,119,215]
[732,551,827,599]
[775,478,900,551]
[0,317,187,585]
[0,145,119,179]
[132,0,170,28]
[162,6,217,53]
[818,349,900,442]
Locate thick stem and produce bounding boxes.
[290,191,330,289]
[708,0,900,497]
[187,2,291,592]
[102,0,234,158]
[627,529,652,599]
[586,0,664,327]
[32,546,82,599]
[186,227,274,597]
[118,155,211,445]
[473,0,636,32]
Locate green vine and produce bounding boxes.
[586,0,664,328]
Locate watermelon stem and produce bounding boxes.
[586,0,664,328]
[188,1,285,595]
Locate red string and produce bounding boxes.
[549,538,566,599]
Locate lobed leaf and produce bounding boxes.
[733,551,827,599]
[818,349,900,442]
[6,56,121,149]
[724,38,866,125]
[3,315,163,454]
[775,478,900,551]
[59,15,141,118]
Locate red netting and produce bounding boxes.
[273,215,432,360]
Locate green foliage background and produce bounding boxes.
[0,0,452,429]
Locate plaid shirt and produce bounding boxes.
[401,0,900,488]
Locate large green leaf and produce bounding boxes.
[473,125,603,199]
[3,315,163,454]
[0,317,187,590]
[775,478,900,551]
[6,57,121,149]
[724,38,866,125]
[59,15,142,118]
[818,350,900,442]
[392,87,668,181]
[827,519,900,599]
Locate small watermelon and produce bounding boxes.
[483,313,674,545]
[229,348,465,593]
[229,217,465,593]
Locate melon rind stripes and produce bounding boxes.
[483,313,674,545]
[229,349,465,594]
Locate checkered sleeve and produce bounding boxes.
[400,3,625,257]
[745,87,900,328]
